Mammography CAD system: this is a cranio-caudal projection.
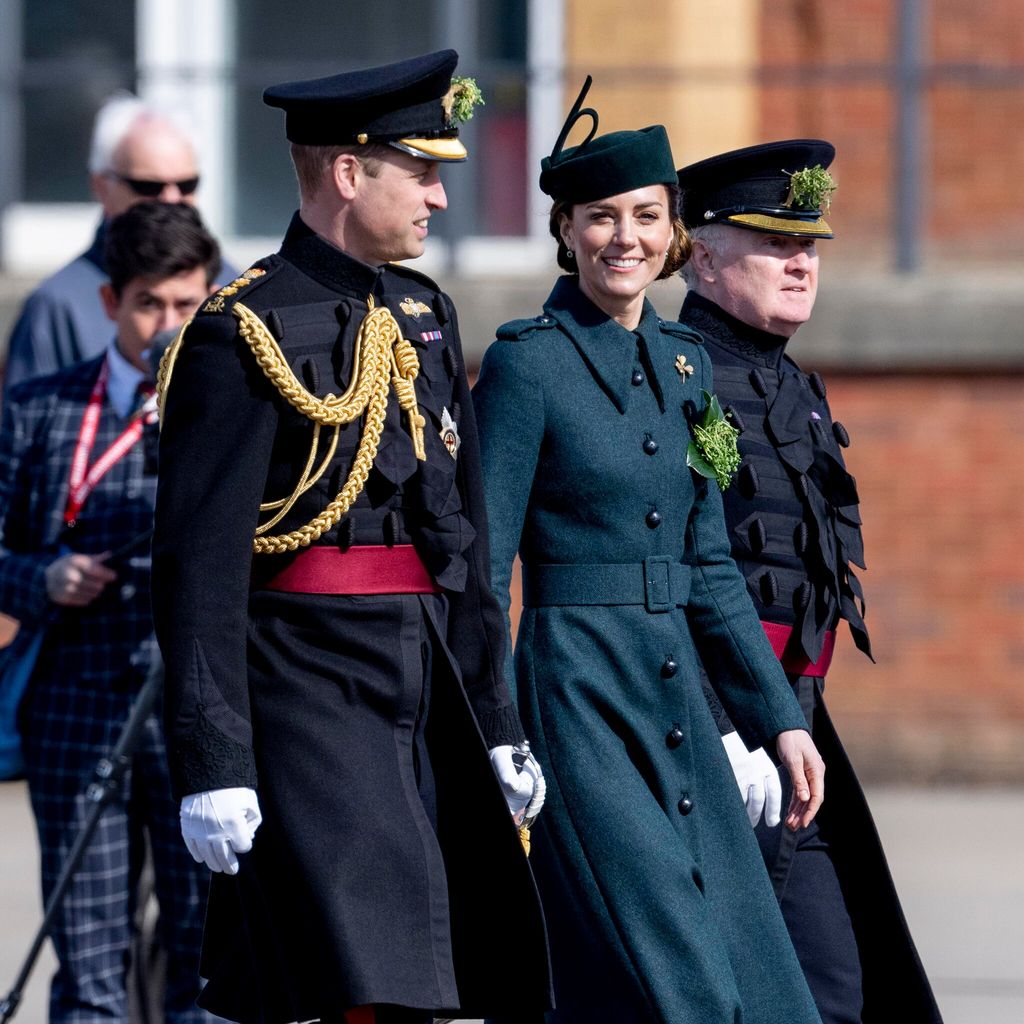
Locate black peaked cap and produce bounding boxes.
[677,139,836,237]
[264,49,466,160]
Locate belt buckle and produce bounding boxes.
[643,555,673,613]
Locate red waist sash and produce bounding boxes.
[761,621,836,678]
[262,544,441,595]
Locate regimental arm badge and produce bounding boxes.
[440,407,460,459]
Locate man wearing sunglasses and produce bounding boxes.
[4,92,234,396]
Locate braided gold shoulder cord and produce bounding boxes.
[157,297,427,554]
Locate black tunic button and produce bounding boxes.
[631,370,645,386]
[794,522,809,556]
[724,406,745,434]
[666,725,684,749]
[661,657,679,678]
[748,518,767,554]
[749,368,768,397]
[833,421,851,448]
[759,570,780,605]
[642,437,659,455]
[738,462,760,498]
[678,794,694,815]
[794,580,812,612]
[646,509,663,528]
[809,371,827,399]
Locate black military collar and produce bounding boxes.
[543,275,666,414]
[278,212,382,298]
[680,291,789,370]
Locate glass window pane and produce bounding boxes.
[230,0,528,239]
[21,0,135,202]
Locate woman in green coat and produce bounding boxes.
[472,81,827,1024]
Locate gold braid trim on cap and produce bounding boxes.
[156,298,427,555]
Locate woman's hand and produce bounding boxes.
[775,730,825,831]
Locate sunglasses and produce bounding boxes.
[108,172,200,197]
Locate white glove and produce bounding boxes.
[721,731,782,828]
[180,787,262,875]
[489,743,545,822]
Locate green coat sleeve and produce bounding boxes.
[683,345,808,751]
[471,335,546,701]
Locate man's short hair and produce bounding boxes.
[88,91,197,174]
[289,142,391,201]
[679,222,731,288]
[104,202,221,295]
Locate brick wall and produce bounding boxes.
[758,0,1024,264]
[819,373,1024,782]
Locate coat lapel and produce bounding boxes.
[543,277,643,415]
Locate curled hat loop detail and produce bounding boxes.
[548,75,599,164]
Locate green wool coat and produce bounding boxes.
[473,277,823,1024]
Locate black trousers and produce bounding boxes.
[755,675,865,1024]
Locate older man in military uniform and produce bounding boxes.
[152,51,549,1024]
[676,141,942,1024]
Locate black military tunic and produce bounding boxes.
[680,291,942,1024]
[152,213,550,1023]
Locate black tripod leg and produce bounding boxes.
[0,662,163,1024]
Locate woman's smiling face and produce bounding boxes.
[560,184,673,320]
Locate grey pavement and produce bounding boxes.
[1,782,1021,1024]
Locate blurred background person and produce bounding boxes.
[3,92,233,396]
[0,201,221,1024]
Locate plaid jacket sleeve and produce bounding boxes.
[0,388,61,626]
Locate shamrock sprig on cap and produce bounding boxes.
[443,77,485,125]
[783,164,837,212]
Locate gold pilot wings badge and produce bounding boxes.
[440,407,460,459]
[400,297,433,318]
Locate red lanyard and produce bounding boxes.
[64,359,158,527]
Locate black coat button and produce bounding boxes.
[738,462,760,498]
[643,437,659,455]
[646,509,663,528]
[833,421,851,448]
[749,368,768,397]
[796,474,809,499]
[678,794,694,815]
[661,657,679,678]
[759,570,780,605]
[809,371,827,399]
[748,517,767,554]
[666,725,684,749]
[794,522,809,556]
[631,370,645,386]
[794,580,813,612]
[724,406,745,434]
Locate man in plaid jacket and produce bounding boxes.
[0,202,221,1024]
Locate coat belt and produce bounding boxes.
[262,544,441,595]
[522,556,691,613]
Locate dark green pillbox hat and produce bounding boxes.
[539,77,677,203]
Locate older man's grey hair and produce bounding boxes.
[88,91,198,175]
[679,222,734,290]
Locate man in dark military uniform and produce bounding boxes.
[151,51,549,1024]
[676,140,943,1024]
